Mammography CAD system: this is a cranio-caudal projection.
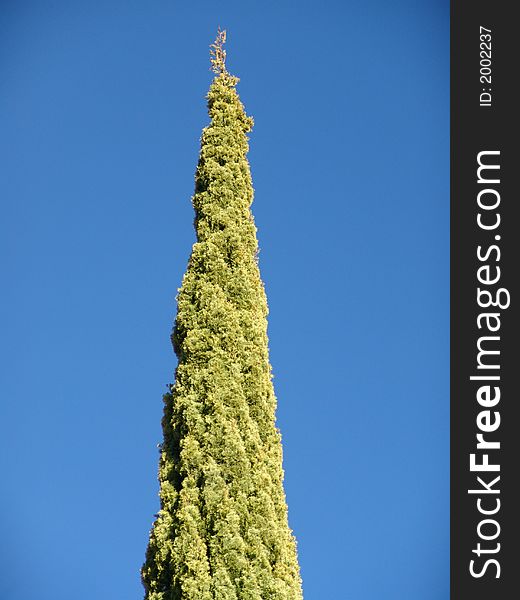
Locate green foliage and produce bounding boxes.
[141,71,303,600]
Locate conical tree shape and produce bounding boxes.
[141,44,303,600]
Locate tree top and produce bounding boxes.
[210,27,227,74]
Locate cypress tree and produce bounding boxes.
[142,30,303,600]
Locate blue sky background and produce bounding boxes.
[0,1,449,598]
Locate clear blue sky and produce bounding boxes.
[1,1,448,598]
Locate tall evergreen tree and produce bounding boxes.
[142,30,303,600]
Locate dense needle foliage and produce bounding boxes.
[142,43,303,600]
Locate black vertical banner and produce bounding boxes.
[451,2,519,599]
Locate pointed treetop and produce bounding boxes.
[210,27,227,74]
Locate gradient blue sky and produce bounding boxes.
[1,1,449,598]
